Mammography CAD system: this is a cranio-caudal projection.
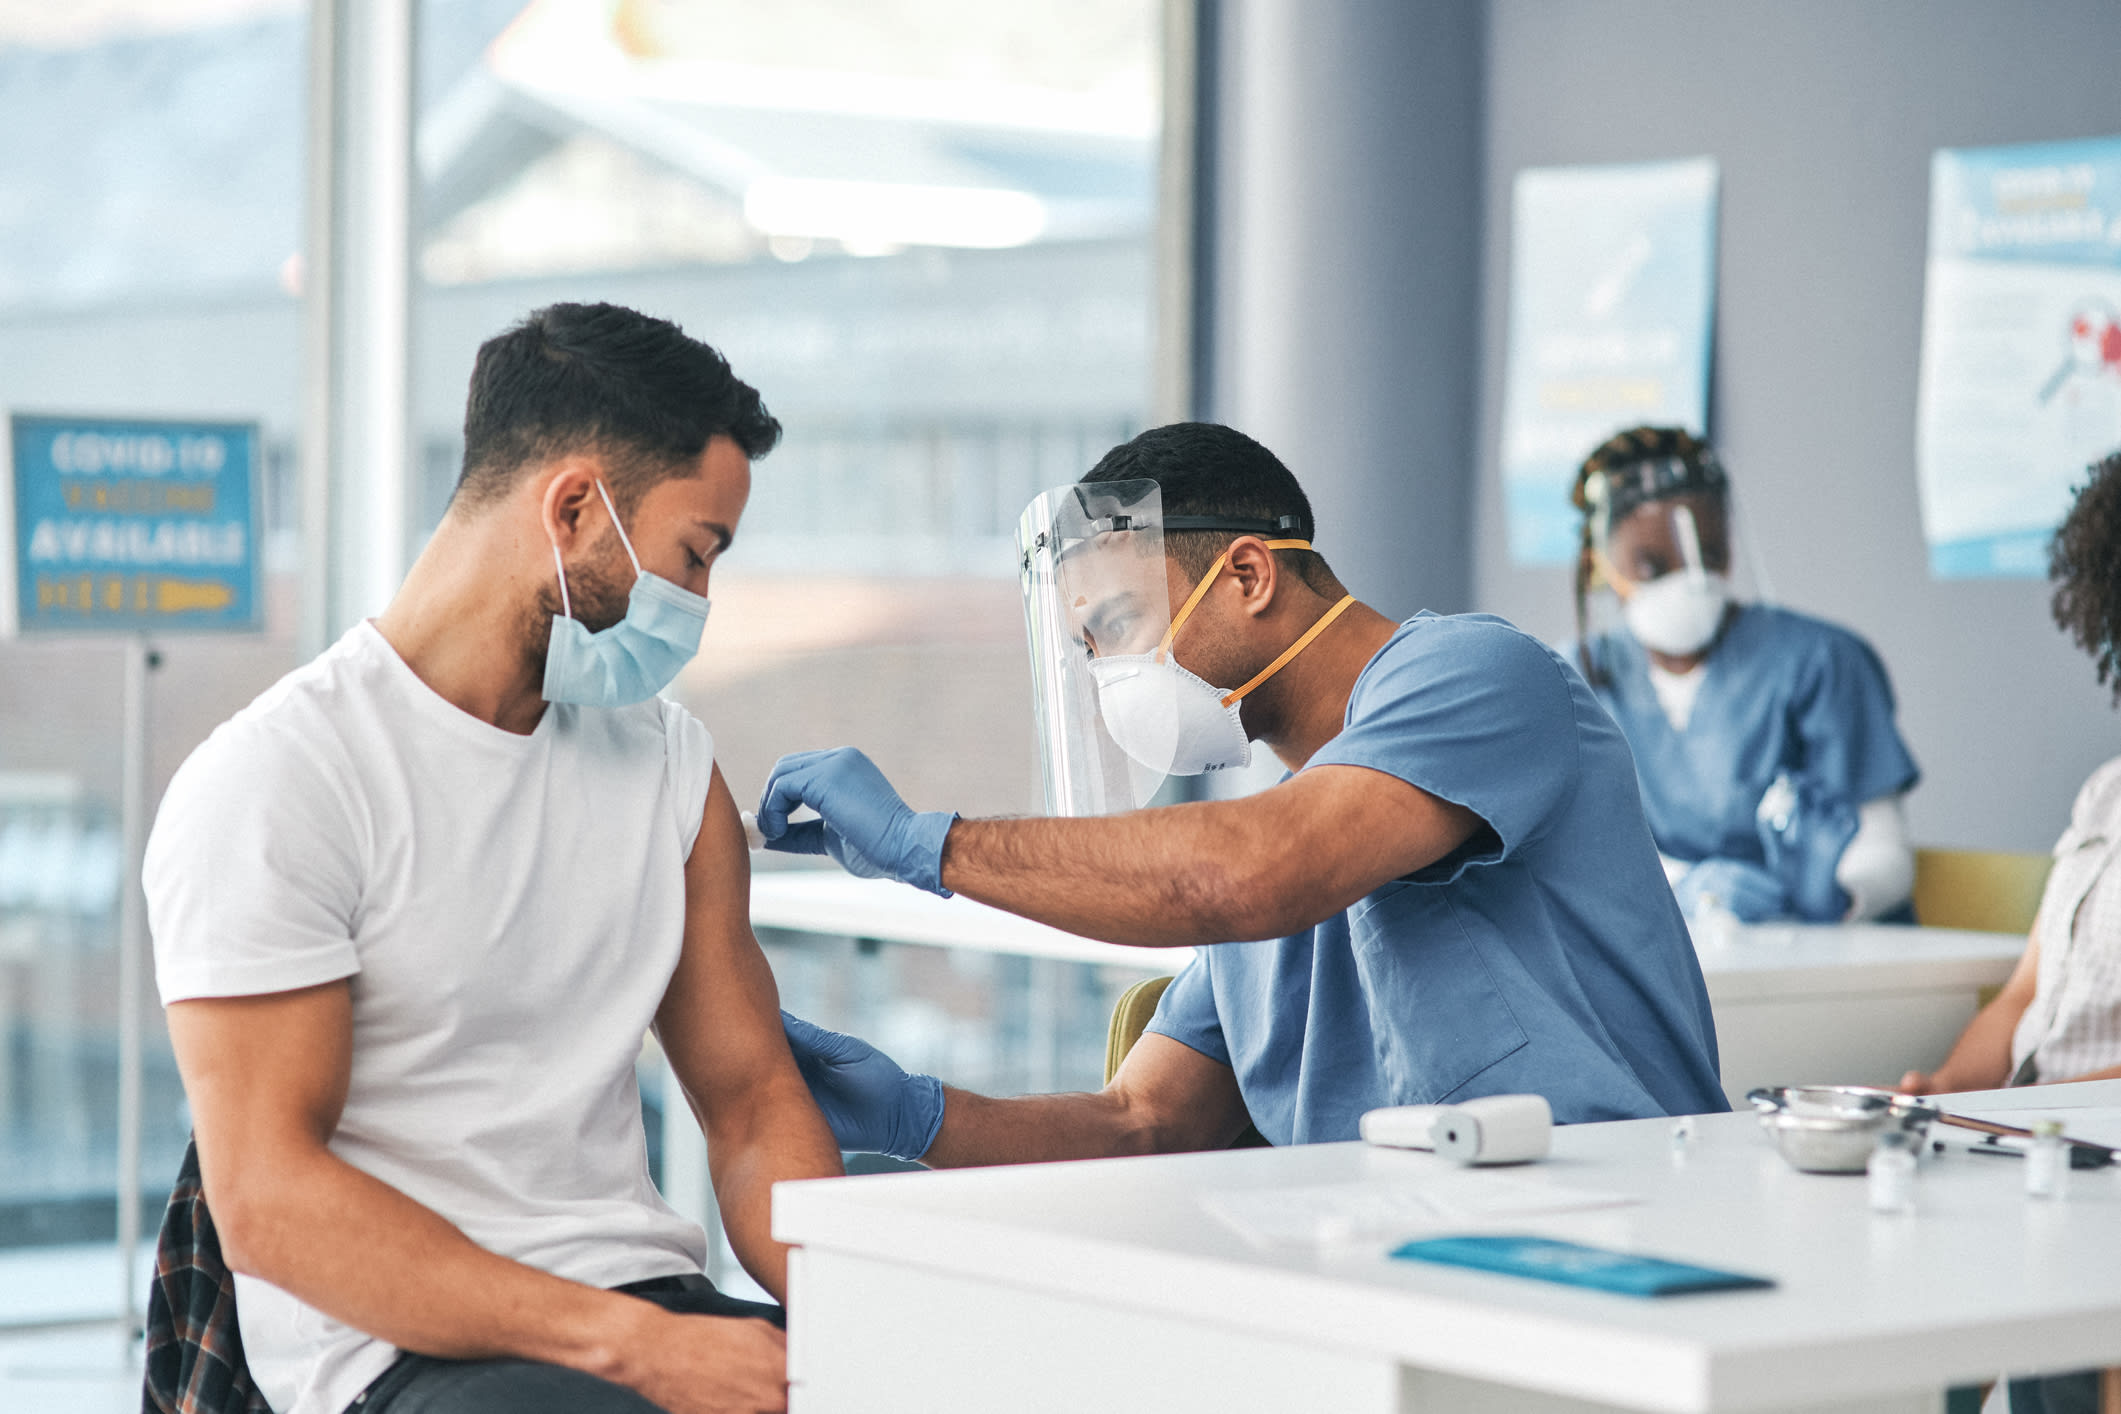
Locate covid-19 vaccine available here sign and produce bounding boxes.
[4,413,262,635]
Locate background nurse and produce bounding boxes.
[1567,425,1920,924]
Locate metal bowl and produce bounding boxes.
[1746,1086,1938,1174]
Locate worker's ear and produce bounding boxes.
[1222,537,1282,619]
[539,457,608,552]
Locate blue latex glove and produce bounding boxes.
[756,747,957,896]
[1754,770,1858,923]
[1672,857,1788,923]
[781,1010,944,1162]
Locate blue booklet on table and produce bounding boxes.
[1390,1235,1774,1297]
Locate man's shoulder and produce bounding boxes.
[159,630,385,821]
[1355,612,1572,711]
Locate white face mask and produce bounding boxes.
[1082,540,1359,777]
[1623,571,1730,657]
[1087,652,1251,775]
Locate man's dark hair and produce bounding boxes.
[453,302,780,513]
[2051,449,2121,703]
[1079,422,1338,594]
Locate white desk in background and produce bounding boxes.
[1693,921,2023,1106]
[777,1078,2121,1414]
[750,870,1194,972]
[749,872,2025,1106]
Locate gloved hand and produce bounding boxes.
[756,747,957,896]
[1754,770,1858,923]
[1672,856,1788,923]
[781,1010,945,1162]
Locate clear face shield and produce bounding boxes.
[1017,479,1179,817]
[1583,454,1771,659]
[1016,481,1318,816]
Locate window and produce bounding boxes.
[0,0,307,1324]
[411,0,1161,825]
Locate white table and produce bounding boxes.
[776,1079,2121,1413]
[1695,922,2024,1106]
[751,872,2025,1106]
[751,870,1194,971]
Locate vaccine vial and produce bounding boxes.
[1868,1129,1917,1214]
[2027,1120,2068,1200]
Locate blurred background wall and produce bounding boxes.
[1470,0,2121,853]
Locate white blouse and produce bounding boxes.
[2012,755,2121,1083]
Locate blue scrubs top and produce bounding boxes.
[1581,605,1919,921]
[1145,612,1727,1145]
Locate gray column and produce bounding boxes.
[1207,0,1484,618]
[301,0,416,658]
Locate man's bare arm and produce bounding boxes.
[169,986,787,1414]
[656,766,842,1301]
[939,763,1483,947]
[919,1033,1251,1168]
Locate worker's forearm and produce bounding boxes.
[941,809,1272,946]
[214,1147,653,1381]
[704,1073,843,1302]
[918,1085,1168,1168]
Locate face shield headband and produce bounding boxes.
[1582,451,1729,537]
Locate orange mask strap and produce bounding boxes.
[1220,593,1356,708]
[1154,539,1313,661]
[1590,549,1636,601]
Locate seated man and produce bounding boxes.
[146,303,838,1414]
[760,422,1728,1169]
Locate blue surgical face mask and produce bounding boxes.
[543,480,712,707]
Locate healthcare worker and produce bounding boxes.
[1570,425,1920,924]
[757,422,1726,1169]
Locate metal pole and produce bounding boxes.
[298,0,341,662]
[115,634,152,1354]
[1152,0,1201,426]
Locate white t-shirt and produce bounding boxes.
[145,621,717,1414]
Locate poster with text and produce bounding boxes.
[1500,157,1720,566]
[1917,135,2121,578]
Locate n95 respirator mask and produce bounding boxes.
[1087,652,1251,776]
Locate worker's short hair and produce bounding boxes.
[1078,422,1338,595]
[452,302,780,515]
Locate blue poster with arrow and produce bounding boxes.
[5,413,263,635]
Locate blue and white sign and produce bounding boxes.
[4,413,262,634]
[1917,135,2121,579]
[1500,158,1721,566]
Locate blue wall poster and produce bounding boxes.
[4,413,263,635]
[1500,157,1720,567]
[1918,135,2121,579]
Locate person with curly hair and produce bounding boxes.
[1902,448,2121,1098]
[1569,426,1920,924]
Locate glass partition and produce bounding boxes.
[411,0,1161,823]
[0,0,307,1326]
[411,1,1164,1202]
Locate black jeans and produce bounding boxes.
[349,1274,784,1414]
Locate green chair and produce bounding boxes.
[1105,975,1268,1148]
[1104,975,1175,1085]
[1912,848,2052,936]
